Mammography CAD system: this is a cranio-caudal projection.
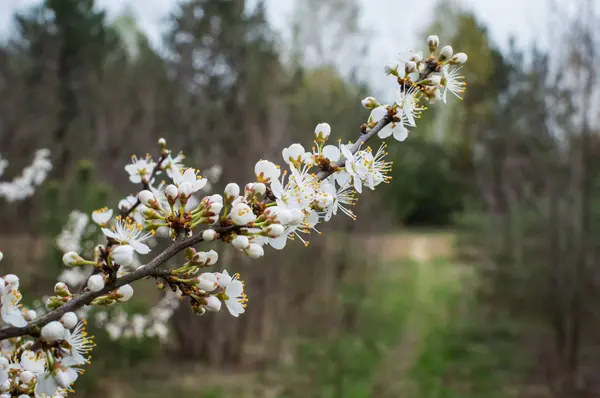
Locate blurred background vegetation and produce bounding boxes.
[1,0,600,397]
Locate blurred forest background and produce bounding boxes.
[1,0,600,397]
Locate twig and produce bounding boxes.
[1,107,398,341]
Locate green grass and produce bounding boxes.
[408,269,526,398]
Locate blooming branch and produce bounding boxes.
[0,35,468,397]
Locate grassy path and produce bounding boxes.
[372,235,465,397]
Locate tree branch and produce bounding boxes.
[0,225,231,341]
[0,117,394,342]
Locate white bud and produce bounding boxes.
[410,52,423,63]
[116,285,134,302]
[165,184,179,201]
[87,274,105,292]
[158,137,167,146]
[252,182,266,196]
[60,312,78,329]
[54,282,70,297]
[427,35,439,48]
[138,190,156,207]
[265,224,285,238]
[202,229,217,242]
[232,235,250,251]
[245,243,264,259]
[207,202,223,215]
[41,321,65,342]
[0,381,9,393]
[204,295,222,312]
[314,123,331,140]
[439,45,453,61]
[178,182,193,199]
[24,310,37,321]
[405,61,417,74]
[0,251,3,262]
[450,52,468,65]
[111,245,135,266]
[192,251,208,265]
[4,274,18,288]
[19,370,34,384]
[206,250,219,265]
[230,203,256,225]
[210,194,223,204]
[423,75,442,86]
[62,252,83,266]
[197,273,218,292]
[361,96,379,110]
[224,183,240,201]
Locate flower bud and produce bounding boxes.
[178,182,193,199]
[232,235,250,251]
[165,184,179,202]
[384,62,399,76]
[62,252,84,267]
[60,312,78,329]
[405,61,417,74]
[210,194,223,204]
[439,45,453,61]
[427,35,439,49]
[0,381,9,392]
[87,274,105,292]
[158,137,167,146]
[116,285,134,302]
[314,123,331,140]
[0,251,3,262]
[204,295,222,312]
[24,310,37,321]
[265,224,285,238]
[252,182,266,196]
[423,74,442,86]
[361,96,380,110]
[450,52,468,65]
[202,229,217,242]
[138,190,156,207]
[20,370,34,384]
[410,52,423,63]
[193,306,207,316]
[54,282,71,297]
[206,250,219,265]
[197,273,218,292]
[192,251,208,265]
[46,297,63,310]
[245,243,264,259]
[224,183,240,202]
[111,245,135,266]
[41,321,65,342]
[4,274,18,289]
[207,202,223,216]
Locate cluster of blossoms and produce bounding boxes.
[0,256,93,397]
[0,149,52,202]
[0,34,468,396]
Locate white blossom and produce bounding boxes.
[125,155,156,184]
[102,217,153,254]
[91,207,113,227]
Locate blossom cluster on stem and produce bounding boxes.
[0,34,468,396]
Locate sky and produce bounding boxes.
[0,0,573,94]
